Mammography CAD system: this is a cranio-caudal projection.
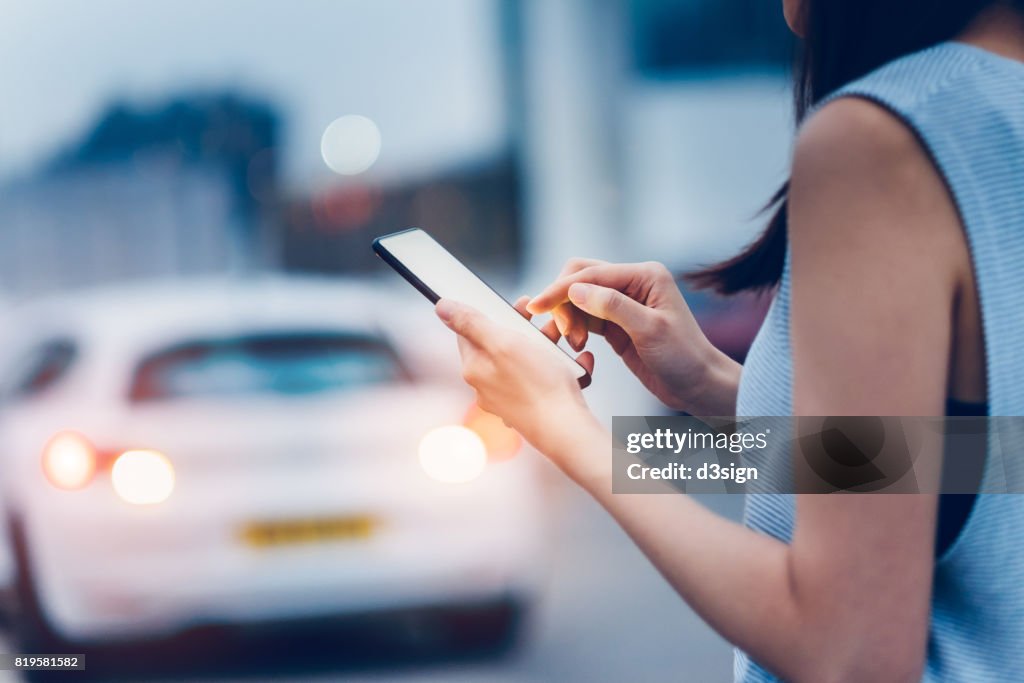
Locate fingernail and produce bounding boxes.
[526,298,542,313]
[435,299,455,322]
[568,283,591,305]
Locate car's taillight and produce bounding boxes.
[111,449,175,505]
[42,431,97,490]
[464,404,523,461]
[418,426,487,484]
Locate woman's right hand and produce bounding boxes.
[527,259,740,415]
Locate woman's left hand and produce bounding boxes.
[435,296,597,462]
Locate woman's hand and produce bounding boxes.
[527,259,739,416]
[435,296,603,466]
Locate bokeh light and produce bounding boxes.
[464,404,522,460]
[111,449,176,505]
[418,425,487,484]
[320,114,382,175]
[42,432,96,490]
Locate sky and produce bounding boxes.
[0,0,508,189]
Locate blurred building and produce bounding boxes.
[0,94,280,297]
[279,155,521,274]
[630,0,792,73]
[0,165,235,296]
[502,0,794,283]
[0,92,523,292]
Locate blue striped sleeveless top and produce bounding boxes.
[735,42,1024,682]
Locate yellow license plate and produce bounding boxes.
[240,515,376,547]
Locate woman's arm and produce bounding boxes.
[438,96,965,682]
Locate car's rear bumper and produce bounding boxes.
[20,458,549,642]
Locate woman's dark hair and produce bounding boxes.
[685,0,1006,294]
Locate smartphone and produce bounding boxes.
[372,228,591,388]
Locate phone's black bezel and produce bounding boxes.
[372,227,591,389]
[372,228,441,303]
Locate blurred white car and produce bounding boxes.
[0,278,548,652]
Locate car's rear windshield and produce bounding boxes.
[129,332,405,402]
[3,338,77,402]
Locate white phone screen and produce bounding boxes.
[374,228,589,386]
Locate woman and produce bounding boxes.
[436,0,1024,680]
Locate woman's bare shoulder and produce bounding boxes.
[789,95,962,256]
[794,97,927,192]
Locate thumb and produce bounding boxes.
[568,283,650,332]
[435,299,495,347]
